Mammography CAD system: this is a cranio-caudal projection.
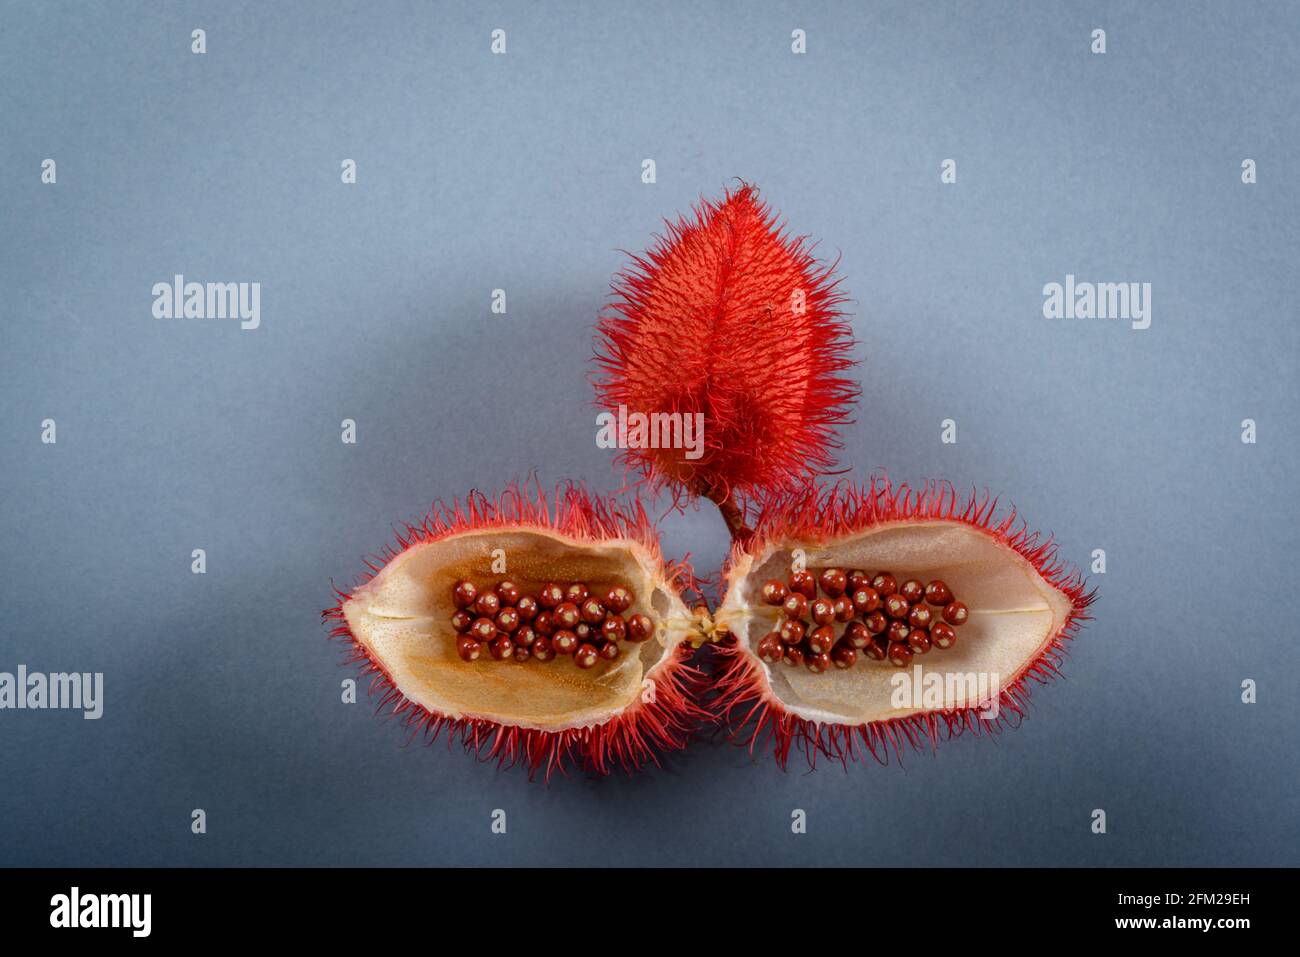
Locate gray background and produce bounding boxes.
[2,0,1297,866]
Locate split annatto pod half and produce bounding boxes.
[713,478,1096,769]
[324,483,707,779]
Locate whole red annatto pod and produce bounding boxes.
[593,183,858,519]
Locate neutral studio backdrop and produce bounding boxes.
[2,1,1297,866]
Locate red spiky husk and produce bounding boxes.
[593,183,858,502]
[323,480,709,780]
[713,476,1097,770]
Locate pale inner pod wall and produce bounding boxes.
[343,530,690,732]
[722,522,1073,725]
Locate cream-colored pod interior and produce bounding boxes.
[718,521,1074,725]
[342,529,690,733]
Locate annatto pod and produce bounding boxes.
[324,482,708,779]
[712,478,1096,769]
[593,183,857,517]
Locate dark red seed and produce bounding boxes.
[554,602,581,629]
[760,580,788,606]
[810,597,835,626]
[489,635,514,660]
[495,608,520,633]
[531,636,555,661]
[832,641,858,669]
[789,570,817,599]
[564,582,590,605]
[552,630,578,654]
[575,622,592,641]
[884,594,910,619]
[833,596,855,623]
[818,568,848,598]
[925,580,953,606]
[780,618,807,645]
[757,632,785,664]
[470,617,497,642]
[872,573,898,597]
[907,604,932,629]
[899,579,925,604]
[851,587,881,614]
[598,641,620,661]
[605,586,633,614]
[537,583,564,609]
[450,610,474,633]
[515,596,538,621]
[843,621,870,649]
[601,616,626,641]
[847,570,872,593]
[943,601,969,626]
[452,580,478,608]
[865,637,888,661]
[888,641,913,668]
[574,643,599,669]
[931,621,957,649]
[808,625,835,655]
[513,644,531,662]
[514,624,536,647]
[626,613,654,642]
[456,635,482,662]
[907,628,931,654]
[806,651,831,674]
[580,598,606,624]
[864,611,888,634]
[474,592,501,617]
[495,580,522,605]
[783,593,809,620]
[887,620,910,644]
[533,610,556,636]
[783,645,805,667]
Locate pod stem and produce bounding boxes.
[700,484,751,544]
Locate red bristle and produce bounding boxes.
[323,479,709,780]
[715,475,1097,770]
[335,478,696,597]
[593,183,858,502]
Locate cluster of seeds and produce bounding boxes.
[449,579,654,670]
[756,569,969,672]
